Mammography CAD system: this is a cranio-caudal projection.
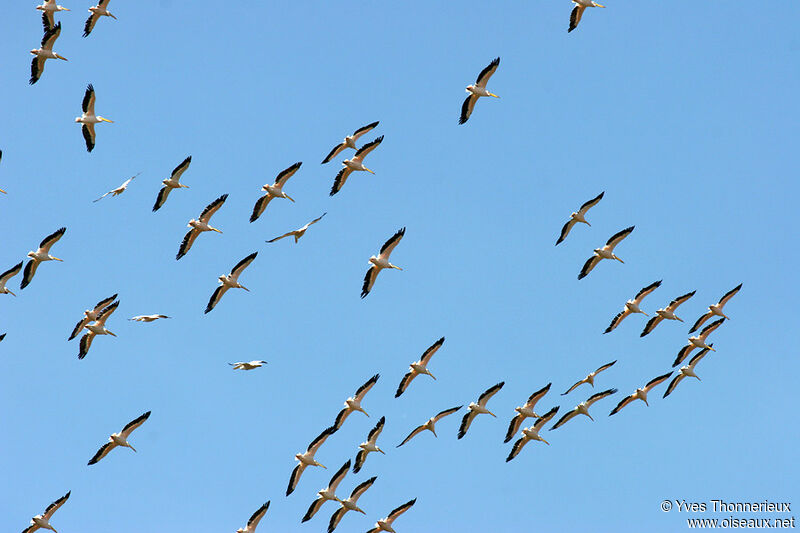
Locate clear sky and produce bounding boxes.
[1,2,798,532]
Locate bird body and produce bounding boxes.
[397,406,462,447]
[129,314,169,322]
[236,501,270,533]
[79,300,118,359]
[366,499,416,533]
[287,426,337,496]
[229,360,267,370]
[88,411,150,465]
[568,0,605,33]
[561,360,616,395]
[302,460,351,523]
[550,389,617,430]
[664,345,712,398]
[94,173,139,202]
[69,294,117,340]
[328,477,376,532]
[266,213,326,243]
[673,319,724,367]
[37,0,70,31]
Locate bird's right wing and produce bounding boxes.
[640,315,663,337]
[204,285,228,314]
[176,228,199,260]
[459,94,478,125]
[152,186,171,212]
[556,219,576,245]
[87,441,116,465]
[330,167,353,196]
[578,254,601,280]
[361,266,379,299]
[321,142,347,164]
[395,371,416,398]
[397,424,425,447]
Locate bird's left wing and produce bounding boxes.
[475,57,500,87]
[120,410,151,438]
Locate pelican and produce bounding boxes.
[556,191,604,245]
[673,318,724,367]
[366,498,416,533]
[21,227,65,289]
[568,0,605,33]
[550,388,617,430]
[250,162,301,223]
[0,262,23,296]
[83,0,116,37]
[176,194,228,260]
[229,360,267,370]
[37,0,70,32]
[129,314,169,322]
[78,300,119,359]
[302,460,351,522]
[578,226,634,280]
[21,491,70,533]
[609,372,674,416]
[328,477,376,533]
[266,213,326,244]
[689,283,742,333]
[641,290,696,337]
[75,84,113,152]
[353,416,385,474]
[204,251,257,313]
[88,410,150,465]
[663,345,713,398]
[604,280,662,333]
[458,382,505,439]
[561,360,616,395]
[505,406,560,462]
[236,501,270,533]
[68,293,118,340]
[397,405,462,447]
[30,22,67,85]
[334,374,380,430]
[459,57,500,125]
[395,337,443,397]
[322,121,380,164]
[361,227,405,298]
[504,382,552,443]
[287,426,338,496]
[93,172,139,202]
[153,156,191,211]
[329,135,384,196]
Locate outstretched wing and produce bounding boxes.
[321,142,347,164]
[78,332,95,360]
[689,310,713,334]
[666,290,696,311]
[608,394,636,416]
[633,280,662,304]
[395,371,416,398]
[287,463,306,496]
[504,414,525,444]
[353,135,384,160]
[604,309,630,334]
[274,161,302,187]
[354,374,380,401]
[457,410,478,439]
[330,167,353,196]
[585,388,618,407]
[198,193,228,223]
[718,283,742,306]
[361,266,379,299]
[247,501,270,531]
[577,191,604,215]
[302,496,327,523]
[568,5,585,32]
[475,57,500,87]
[477,381,504,406]
[606,226,635,248]
[644,371,674,392]
[433,405,463,422]
[152,186,171,212]
[640,315,664,337]
[459,94,478,125]
[578,254,601,280]
[387,498,417,521]
[352,120,379,140]
[397,424,426,447]
[420,337,444,364]
[556,219,577,246]
[83,12,99,37]
[378,227,405,259]
[230,251,258,277]
[176,228,199,260]
[42,491,71,520]
[120,410,151,438]
[88,441,116,465]
[204,285,228,314]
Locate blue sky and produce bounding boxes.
[1,2,798,532]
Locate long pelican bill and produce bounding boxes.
[99,117,113,122]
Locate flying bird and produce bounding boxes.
[604,280,662,334]
[395,337,443,397]
[177,194,228,260]
[361,227,405,298]
[250,162,301,223]
[504,382,552,443]
[0,262,23,296]
[641,290,696,337]
[204,251,257,313]
[36,0,70,31]
[21,490,70,533]
[578,226,634,280]
[68,293,118,340]
[556,191,604,245]
[266,213,326,244]
[366,499,416,533]
[561,360,616,395]
[505,406,560,462]
[302,460,351,523]
[673,318,724,367]
[458,382,505,439]
[287,426,338,496]
[329,135,384,196]
[88,410,150,465]
[236,501,270,533]
[129,314,169,322]
[229,360,268,371]
[608,372,674,415]
[550,389,617,430]
[30,21,67,85]
[21,227,65,289]
[663,345,713,398]
[689,284,742,333]
[397,406,462,447]
[75,84,113,152]
[327,477,376,533]
[334,374,380,430]
[568,0,605,33]
[78,300,119,359]
[83,0,116,37]
[153,156,191,211]
[353,416,385,474]
[94,173,139,202]
[459,57,500,125]
[322,121,379,164]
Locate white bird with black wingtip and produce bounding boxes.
[30,21,67,85]
[459,57,500,125]
[578,226,634,280]
[604,280,662,334]
[362,228,405,298]
[79,300,119,359]
[21,227,65,290]
[353,416,386,474]
[153,156,191,212]
[83,0,116,38]
[267,213,326,244]
[641,290,696,337]
[0,262,23,296]
[550,389,617,430]
[236,501,270,533]
[287,426,338,496]
[395,337,443,397]
[204,251,257,314]
[328,476,376,533]
[75,84,113,152]
[88,411,150,465]
[504,382,552,443]
[250,162,301,223]
[177,194,228,260]
[69,293,117,340]
[689,283,742,333]
[556,191,604,245]
[506,406,561,462]
[329,136,384,196]
[302,460,351,523]
[673,319,724,367]
[561,360,616,395]
[458,382,505,439]
[663,345,713,398]
[322,121,379,164]
[609,372,674,415]
[397,406,462,447]
[334,374,380,430]
[21,490,70,533]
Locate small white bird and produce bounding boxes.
[504,382,552,443]
[561,360,616,395]
[329,136,384,196]
[30,21,67,85]
[663,345,713,399]
[578,226,634,280]
[556,191,604,245]
[505,406,561,462]
[128,314,169,322]
[152,156,191,212]
[459,57,500,125]
[0,262,23,296]
[68,293,118,340]
[353,416,386,474]
[75,84,113,152]
[302,460,351,523]
[604,280,662,333]
[266,213,326,244]
[88,410,150,465]
[37,0,70,31]
[250,162,301,223]
[397,406,462,447]
[204,251,257,314]
[93,173,140,202]
[458,382,505,439]
[609,372,674,415]
[322,121,380,164]
[78,300,119,360]
[236,501,270,533]
[568,0,606,33]
[366,498,416,533]
[287,426,338,496]
[334,374,380,430]
[21,490,70,533]
[362,228,405,299]
[83,0,116,37]
[21,227,66,290]
[327,477,376,533]
[228,360,267,371]
[673,318,724,367]
[395,337,443,398]
[550,388,618,430]
[689,283,742,333]
[641,290,696,337]
[176,194,228,260]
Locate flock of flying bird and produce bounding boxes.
[9,2,744,532]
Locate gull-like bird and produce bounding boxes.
[673,318,724,367]
[366,499,416,533]
[663,345,713,399]
[88,410,150,465]
[568,0,605,33]
[329,136,384,196]
[504,382,552,443]
[0,262,23,296]
[94,173,139,202]
[561,360,616,395]
[129,314,169,322]
[287,426,338,496]
[609,372,673,416]
[505,406,560,462]
[578,226,634,280]
[353,416,385,474]
[83,0,116,37]
[37,0,70,31]
[250,162,301,223]
[176,194,227,260]
[204,251,257,313]
[21,227,65,289]
[604,280,662,334]
[236,501,270,533]
[397,406,462,447]
[641,290,696,337]
[68,293,118,340]
[21,491,70,533]
[395,337,443,397]
[78,300,119,359]
[459,57,500,125]
[689,284,742,333]
[30,21,67,85]
[361,228,404,298]
[229,360,267,371]
[334,374,380,430]
[556,191,604,245]
[550,389,617,430]
[302,460,351,523]
[266,213,326,244]
[153,156,191,212]
[328,477,376,533]
[322,121,380,164]
[458,382,505,439]
[75,84,113,152]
